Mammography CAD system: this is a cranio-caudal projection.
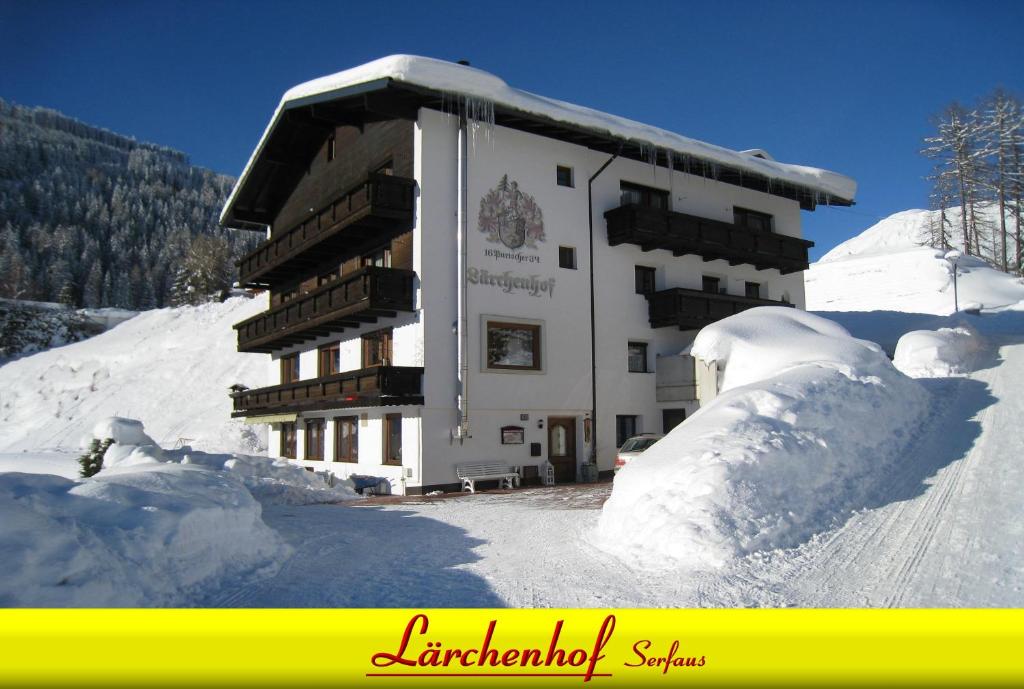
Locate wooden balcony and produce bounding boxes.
[237,174,416,287]
[605,204,814,274]
[230,366,423,417]
[234,266,415,353]
[647,287,794,330]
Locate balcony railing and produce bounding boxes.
[237,173,416,287]
[605,204,814,274]
[647,287,794,330]
[230,366,423,417]
[234,266,415,353]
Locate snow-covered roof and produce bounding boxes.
[222,55,856,225]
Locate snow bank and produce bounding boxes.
[0,414,359,606]
[595,308,929,569]
[894,326,984,378]
[182,451,359,505]
[0,463,290,606]
[0,296,269,454]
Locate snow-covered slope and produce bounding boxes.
[807,209,1024,316]
[0,297,269,454]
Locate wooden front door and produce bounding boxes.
[548,416,577,483]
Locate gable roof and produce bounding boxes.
[222,55,856,227]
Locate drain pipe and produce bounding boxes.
[587,146,620,464]
[454,110,470,443]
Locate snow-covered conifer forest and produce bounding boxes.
[0,99,258,309]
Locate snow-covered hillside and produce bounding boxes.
[807,208,1024,316]
[0,297,268,454]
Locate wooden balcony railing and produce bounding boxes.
[605,204,814,274]
[230,366,423,417]
[237,173,416,287]
[234,266,415,353]
[647,287,794,330]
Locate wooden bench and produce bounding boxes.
[456,462,520,493]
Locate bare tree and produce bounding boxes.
[977,90,1022,272]
[923,104,987,255]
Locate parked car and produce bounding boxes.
[614,433,665,472]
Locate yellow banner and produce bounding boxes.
[1,609,1022,687]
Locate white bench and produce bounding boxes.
[456,462,520,493]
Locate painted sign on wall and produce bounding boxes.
[478,175,545,251]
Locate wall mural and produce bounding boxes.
[478,175,545,251]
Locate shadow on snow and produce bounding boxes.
[201,503,505,608]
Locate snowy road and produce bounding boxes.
[197,336,1024,608]
[767,336,1024,607]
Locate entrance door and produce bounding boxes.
[548,417,577,483]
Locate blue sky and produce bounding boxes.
[2,0,1022,257]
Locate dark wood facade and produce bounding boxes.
[605,204,814,274]
[234,266,416,353]
[647,287,794,330]
[273,119,414,235]
[230,366,424,417]
[237,173,416,287]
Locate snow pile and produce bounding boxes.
[225,55,855,224]
[893,326,985,379]
[0,414,359,606]
[0,463,290,606]
[181,451,359,505]
[595,308,929,569]
[89,417,165,468]
[83,416,358,505]
[807,208,1024,316]
[0,296,269,455]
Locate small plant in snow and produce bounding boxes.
[78,438,113,478]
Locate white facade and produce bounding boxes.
[265,107,812,494]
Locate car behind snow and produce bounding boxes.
[613,433,665,472]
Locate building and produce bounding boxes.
[220,55,856,494]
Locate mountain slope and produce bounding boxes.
[0,297,268,454]
[808,209,1024,316]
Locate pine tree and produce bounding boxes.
[78,438,113,478]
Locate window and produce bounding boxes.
[627,342,648,373]
[635,266,656,295]
[745,282,761,299]
[663,408,687,433]
[702,276,721,294]
[362,247,391,268]
[383,414,402,465]
[281,353,300,384]
[326,134,336,162]
[558,246,577,270]
[305,419,325,461]
[615,415,639,449]
[280,422,297,459]
[486,321,542,371]
[733,207,773,233]
[361,329,393,368]
[318,343,340,377]
[556,165,574,188]
[334,416,358,463]
[620,181,669,210]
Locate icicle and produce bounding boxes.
[462,95,495,153]
[668,150,675,202]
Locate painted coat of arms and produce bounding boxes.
[478,175,545,250]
